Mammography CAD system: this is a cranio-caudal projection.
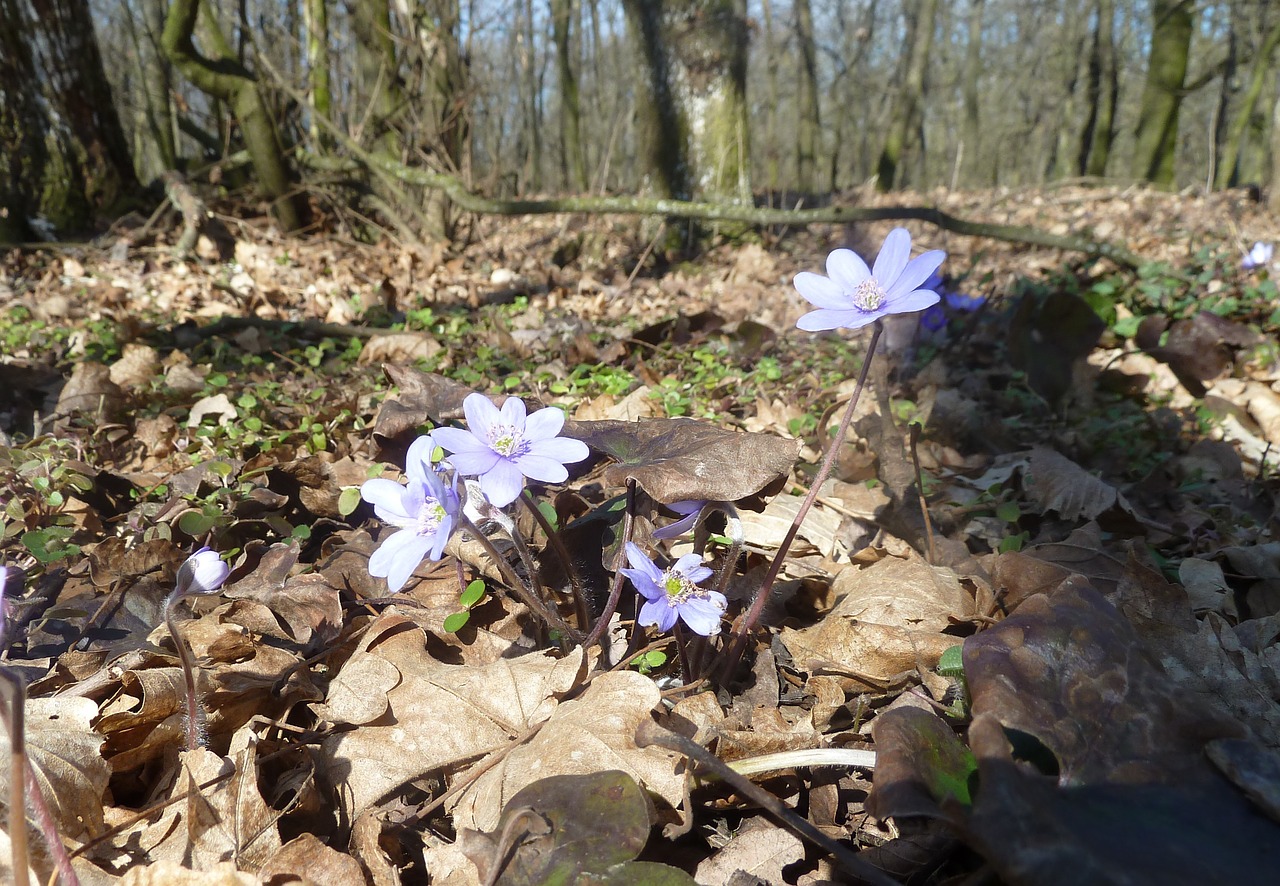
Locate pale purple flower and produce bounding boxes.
[433,393,590,508]
[1243,241,1273,270]
[945,291,985,312]
[361,434,460,592]
[919,304,948,332]
[795,228,946,331]
[621,541,725,636]
[175,547,230,597]
[652,500,706,540]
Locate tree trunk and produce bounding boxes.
[162,0,306,231]
[0,0,138,240]
[304,0,332,150]
[552,0,587,192]
[1269,91,1280,213]
[877,0,937,192]
[794,0,820,194]
[622,0,751,203]
[960,0,985,185]
[1080,0,1118,177]
[350,0,404,159]
[1132,0,1194,186]
[1216,15,1280,189]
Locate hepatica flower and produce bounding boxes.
[1243,241,1274,270]
[621,541,726,636]
[434,393,589,508]
[652,499,707,540]
[175,547,230,597]
[361,434,460,592]
[795,227,946,331]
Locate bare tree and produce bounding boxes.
[794,0,820,194]
[877,0,937,192]
[552,0,588,191]
[1080,0,1119,177]
[1132,0,1195,186]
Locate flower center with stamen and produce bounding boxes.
[662,570,699,602]
[488,425,526,457]
[850,278,887,312]
[417,500,446,535]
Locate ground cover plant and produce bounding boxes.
[1,185,1280,884]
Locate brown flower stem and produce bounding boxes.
[719,321,883,683]
[635,721,900,886]
[521,490,589,632]
[501,520,547,605]
[909,423,937,563]
[581,479,637,652]
[23,757,80,886]
[163,590,206,752]
[457,513,581,644]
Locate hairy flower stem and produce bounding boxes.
[719,321,883,683]
[521,490,589,631]
[24,759,80,886]
[163,592,206,752]
[581,480,637,653]
[457,513,581,644]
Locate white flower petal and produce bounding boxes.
[794,272,850,310]
[825,249,871,291]
[872,228,912,283]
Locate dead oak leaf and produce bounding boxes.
[319,624,586,818]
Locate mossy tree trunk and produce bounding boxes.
[304,0,332,150]
[623,0,750,204]
[0,0,138,241]
[794,0,820,195]
[161,0,306,231]
[552,0,587,192]
[1131,0,1194,187]
[959,0,985,185]
[1080,0,1119,177]
[877,0,937,192]
[1215,15,1280,189]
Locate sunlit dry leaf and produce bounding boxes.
[827,549,974,632]
[97,666,187,771]
[319,625,585,818]
[738,493,842,557]
[108,343,162,391]
[694,819,803,885]
[224,541,341,646]
[118,860,257,885]
[566,417,800,503]
[258,833,366,886]
[141,743,282,873]
[0,696,109,839]
[56,361,125,420]
[779,618,956,693]
[451,672,684,832]
[186,393,237,427]
[358,332,443,365]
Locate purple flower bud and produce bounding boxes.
[175,547,229,597]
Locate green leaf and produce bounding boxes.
[995,501,1022,523]
[22,527,80,564]
[938,644,965,678]
[291,524,313,541]
[178,510,220,537]
[443,611,470,633]
[338,486,363,517]
[537,500,560,531]
[459,579,486,609]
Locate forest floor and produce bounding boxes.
[2,182,1280,885]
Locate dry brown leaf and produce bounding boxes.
[319,624,586,818]
[0,696,109,840]
[140,743,281,873]
[257,833,365,886]
[779,618,956,692]
[1024,447,1131,521]
[695,819,804,884]
[450,671,684,832]
[358,333,444,365]
[826,548,974,632]
[97,666,188,771]
[739,493,843,557]
[118,860,257,885]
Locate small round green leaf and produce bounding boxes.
[459,579,486,609]
[443,611,470,633]
[338,486,363,516]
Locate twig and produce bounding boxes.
[635,721,899,886]
[581,480,638,652]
